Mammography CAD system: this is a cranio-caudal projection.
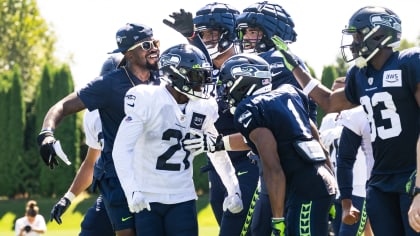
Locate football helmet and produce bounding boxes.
[219,53,272,112]
[99,53,123,76]
[194,2,240,60]
[236,1,297,53]
[159,44,212,100]
[340,6,401,66]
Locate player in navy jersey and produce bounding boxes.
[113,43,243,236]
[207,53,337,235]
[164,4,259,235]
[37,23,161,236]
[272,6,420,235]
[235,2,320,235]
[49,54,122,236]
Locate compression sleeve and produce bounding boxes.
[208,150,241,196]
[336,127,361,199]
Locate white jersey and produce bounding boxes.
[15,215,47,236]
[83,109,103,150]
[319,106,373,198]
[113,85,238,204]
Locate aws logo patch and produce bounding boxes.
[190,112,205,130]
[383,70,402,87]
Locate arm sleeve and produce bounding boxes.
[208,150,241,196]
[336,126,361,199]
[112,87,145,199]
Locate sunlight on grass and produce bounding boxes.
[0,193,220,236]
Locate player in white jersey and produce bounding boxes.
[318,78,373,236]
[113,44,242,235]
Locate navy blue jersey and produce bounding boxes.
[259,48,318,124]
[77,68,160,178]
[345,48,420,176]
[233,84,334,199]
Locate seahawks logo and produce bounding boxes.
[159,53,181,67]
[370,14,401,32]
[230,63,271,79]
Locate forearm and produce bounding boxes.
[225,133,251,151]
[264,163,286,218]
[416,135,420,187]
[41,92,85,129]
[208,151,240,195]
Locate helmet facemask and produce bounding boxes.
[158,44,213,100]
[340,7,401,68]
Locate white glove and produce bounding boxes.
[182,129,224,156]
[223,193,243,213]
[319,127,342,148]
[128,191,151,213]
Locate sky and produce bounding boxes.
[36,0,420,89]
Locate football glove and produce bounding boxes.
[37,130,59,169]
[162,9,195,38]
[223,192,243,214]
[271,217,286,236]
[50,197,71,224]
[128,191,151,213]
[182,130,225,156]
[271,35,299,71]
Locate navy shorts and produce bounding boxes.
[99,177,134,231]
[251,192,272,236]
[135,200,198,236]
[79,194,115,236]
[366,184,418,235]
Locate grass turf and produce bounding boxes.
[0,192,219,236]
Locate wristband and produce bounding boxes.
[37,128,55,146]
[64,192,76,202]
[222,135,231,151]
[302,79,319,95]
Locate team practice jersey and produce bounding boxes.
[234,84,336,199]
[113,85,236,204]
[345,48,420,176]
[83,109,103,150]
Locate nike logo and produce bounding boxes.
[238,171,248,176]
[243,118,252,128]
[271,71,282,77]
[121,216,133,222]
[127,103,134,107]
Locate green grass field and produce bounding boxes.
[0,192,219,235]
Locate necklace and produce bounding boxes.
[123,66,136,87]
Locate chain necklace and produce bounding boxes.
[123,66,136,87]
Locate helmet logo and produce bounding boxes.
[159,53,181,67]
[370,14,401,32]
[230,64,271,79]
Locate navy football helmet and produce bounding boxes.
[236,1,297,53]
[194,2,240,60]
[159,44,212,100]
[99,54,123,76]
[340,6,401,66]
[219,53,271,112]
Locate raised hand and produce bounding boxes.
[271,35,299,71]
[163,9,194,38]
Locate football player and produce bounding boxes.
[112,44,243,235]
[212,53,336,235]
[37,23,161,236]
[272,6,420,235]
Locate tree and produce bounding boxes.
[0,0,56,101]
